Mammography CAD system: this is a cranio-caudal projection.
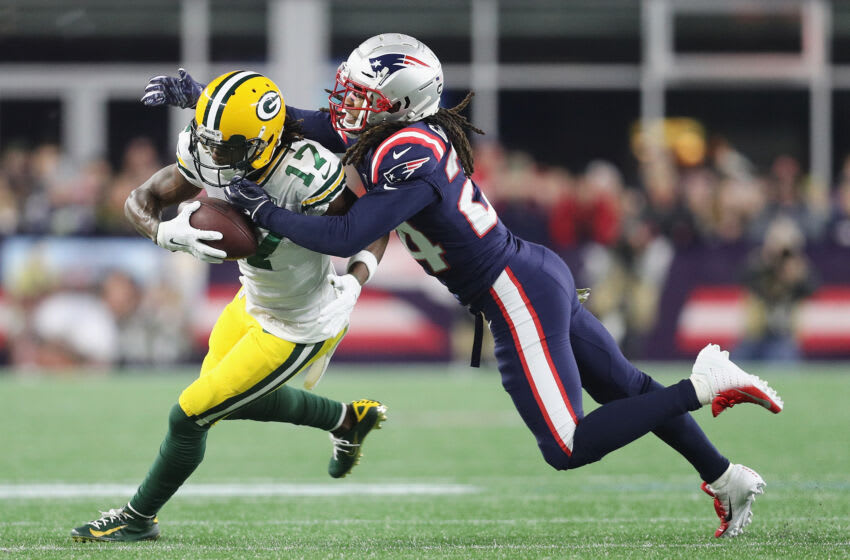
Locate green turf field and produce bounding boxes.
[1,364,848,559]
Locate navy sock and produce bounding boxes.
[644,379,730,482]
[569,379,702,469]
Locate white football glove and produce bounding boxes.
[155,200,227,264]
[318,273,362,338]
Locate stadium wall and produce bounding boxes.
[0,235,847,369]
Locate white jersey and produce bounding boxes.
[176,128,348,343]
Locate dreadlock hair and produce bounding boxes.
[280,113,305,146]
[342,91,484,177]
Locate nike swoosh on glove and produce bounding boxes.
[155,200,227,263]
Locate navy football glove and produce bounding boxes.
[224,177,274,223]
[141,68,205,109]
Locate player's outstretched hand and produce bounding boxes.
[155,200,226,263]
[224,176,274,222]
[318,273,363,338]
[141,68,204,108]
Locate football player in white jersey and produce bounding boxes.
[70,71,388,543]
[143,36,784,540]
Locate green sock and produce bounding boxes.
[226,385,344,430]
[129,404,208,517]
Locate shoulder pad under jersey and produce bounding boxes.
[369,123,447,187]
[175,127,202,188]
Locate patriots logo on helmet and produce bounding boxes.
[383,157,431,183]
[368,54,431,78]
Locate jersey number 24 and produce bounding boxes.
[396,148,498,274]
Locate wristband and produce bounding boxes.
[251,198,276,228]
[347,250,378,284]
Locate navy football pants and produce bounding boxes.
[473,241,729,482]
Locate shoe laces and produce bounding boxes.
[709,353,774,391]
[329,434,359,460]
[89,508,132,529]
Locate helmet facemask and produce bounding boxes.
[190,71,286,188]
[328,35,443,134]
[189,120,269,188]
[328,66,395,134]
[189,119,268,187]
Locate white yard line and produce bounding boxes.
[3,541,850,553]
[0,482,479,499]
[8,515,850,527]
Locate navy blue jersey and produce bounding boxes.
[271,108,519,305]
[260,108,730,479]
[287,107,350,154]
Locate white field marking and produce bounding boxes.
[416,541,850,550]
[10,515,850,528]
[121,515,850,526]
[6,480,843,502]
[4,541,850,553]
[0,482,479,499]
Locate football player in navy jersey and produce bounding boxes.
[144,33,783,539]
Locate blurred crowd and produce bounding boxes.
[472,124,847,360]
[476,132,847,253]
[3,130,846,245]
[7,268,191,370]
[0,137,200,370]
[1,123,847,368]
[0,137,161,237]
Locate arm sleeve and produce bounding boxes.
[255,180,440,257]
[287,106,350,153]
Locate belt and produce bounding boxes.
[470,310,483,368]
[467,288,589,368]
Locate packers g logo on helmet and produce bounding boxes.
[190,71,286,187]
[257,91,282,121]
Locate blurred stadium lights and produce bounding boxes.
[2,0,850,367]
[0,0,838,187]
[643,0,832,189]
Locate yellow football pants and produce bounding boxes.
[178,290,345,426]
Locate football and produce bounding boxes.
[189,198,258,260]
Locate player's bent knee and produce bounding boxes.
[539,443,572,471]
[169,403,208,434]
[538,436,607,471]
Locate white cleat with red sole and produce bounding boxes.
[690,344,784,417]
[701,464,766,538]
